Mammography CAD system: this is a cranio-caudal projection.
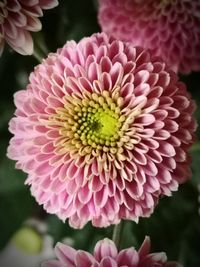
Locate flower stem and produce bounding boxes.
[32,48,44,63]
[32,33,49,63]
[112,220,125,249]
[190,141,200,152]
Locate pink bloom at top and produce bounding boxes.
[98,0,200,74]
[0,0,58,56]
[7,32,196,228]
[42,237,182,267]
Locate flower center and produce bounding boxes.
[76,107,120,145]
[96,111,118,136]
[49,88,135,157]
[70,91,123,150]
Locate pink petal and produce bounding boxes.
[94,239,118,261]
[55,243,76,266]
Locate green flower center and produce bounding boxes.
[69,91,124,151]
[97,111,118,137]
[75,105,121,148]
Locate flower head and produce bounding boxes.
[98,0,200,73]
[0,0,58,56]
[42,237,182,267]
[7,32,196,228]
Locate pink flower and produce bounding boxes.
[7,32,196,228]
[0,0,58,56]
[98,0,200,74]
[42,237,182,267]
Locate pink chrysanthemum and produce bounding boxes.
[0,0,58,56]
[42,237,181,267]
[98,0,200,73]
[7,32,196,228]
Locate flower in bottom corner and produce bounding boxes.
[42,237,182,267]
[7,32,197,228]
[0,0,58,56]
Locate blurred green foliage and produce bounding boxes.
[0,1,200,266]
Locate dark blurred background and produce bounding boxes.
[0,1,200,266]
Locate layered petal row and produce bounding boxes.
[42,237,181,267]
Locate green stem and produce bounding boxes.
[32,34,49,63]
[190,141,200,152]
[32,48,44,63]
[35,37,49,56]
[112,220,125,249]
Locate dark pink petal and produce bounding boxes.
[138,236,151,257]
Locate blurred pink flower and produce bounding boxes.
[0,0,58,56]
[7,32,196,228]
[98,0,200,74]
[42,236,182,267]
